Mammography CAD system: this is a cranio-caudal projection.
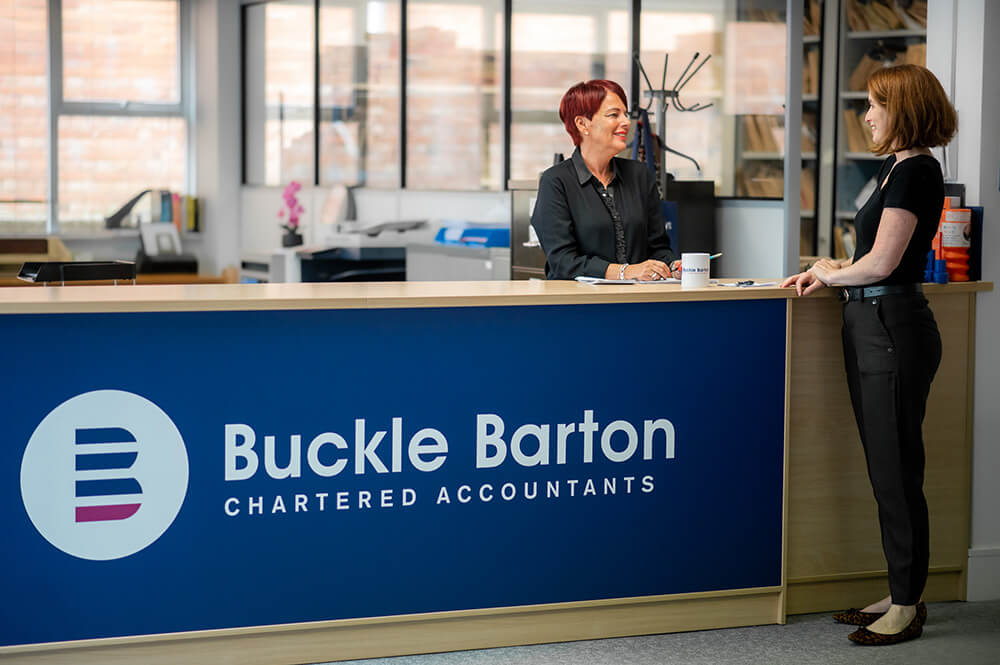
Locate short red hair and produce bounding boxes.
[559,80,629,147]
[868,65,957,155]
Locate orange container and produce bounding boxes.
[940,206,972,282]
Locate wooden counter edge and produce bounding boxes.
[0,281,991,315]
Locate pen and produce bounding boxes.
[710,253,722,260]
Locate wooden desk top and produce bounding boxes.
[0,280,990,315]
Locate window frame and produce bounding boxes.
[240,0,642,191]
[240,0,793,197]
[45,0,193,233]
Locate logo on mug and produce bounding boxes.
[20,390,189,560]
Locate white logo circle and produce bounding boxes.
[20,390,189,560]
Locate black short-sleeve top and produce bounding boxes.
[852,153,944,286]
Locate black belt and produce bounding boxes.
[841,283,923,302]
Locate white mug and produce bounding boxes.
[681,252,710,289]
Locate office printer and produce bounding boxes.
[135,223,198,274]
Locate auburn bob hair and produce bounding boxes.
[559,80,628,147]
[868,64,957,156]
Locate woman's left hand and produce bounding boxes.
[669,260,682,279]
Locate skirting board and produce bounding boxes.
[0,589,782,665]
[968,547,1000,601]
[786,567,965,615]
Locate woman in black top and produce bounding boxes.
[782,65,957,646]
[531,79,679,281]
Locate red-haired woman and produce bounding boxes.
[530,79,679,281]
[782,65,958,646]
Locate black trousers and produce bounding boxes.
[841,292,941,606]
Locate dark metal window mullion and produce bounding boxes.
[502,0,512,189]
[630,0,640,113]
[313,0,320,186]
[240,6,248,185]
[831,3,844,258]
[400,0,407,188]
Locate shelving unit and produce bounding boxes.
[731,4,788,201]
[730,0,927,259]
[798,0,928,259]
[730,1,821,250]
[830,0,927,257]
[800,0,823,255]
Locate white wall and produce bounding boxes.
[194,0,242,275]
[715,199,787,279]
[241,186,325,253]
[927,0,1000,601]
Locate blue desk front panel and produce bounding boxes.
[0,300,786,646]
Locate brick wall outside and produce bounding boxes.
[2,0,186,229]
[62,0,179,103]
[58,115,185,229]
[61,0,185,227]
[1,0,48,231]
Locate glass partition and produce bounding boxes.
[640,0,787,197]
[406,0,502,190]
[242,0,790,200]
[510,0,630,183]
[319,0,400,188]
[244,0,316,186]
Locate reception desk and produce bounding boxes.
[0,280,988,665]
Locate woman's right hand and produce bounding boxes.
[780,269,827,296]
[625,259,671,281]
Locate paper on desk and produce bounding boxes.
[575,276,635,285]
[636,277,681,284]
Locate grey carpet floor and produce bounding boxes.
[321,600,1000,665]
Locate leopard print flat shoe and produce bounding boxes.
[847,604,926,646]
[833,608,884,626]
[834,601,926,627]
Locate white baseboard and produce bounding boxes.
[967,547,1000,601]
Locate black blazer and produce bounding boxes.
[530,149,675,279]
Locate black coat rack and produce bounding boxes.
[633,52,713,197]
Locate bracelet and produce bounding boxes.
[618,263,629,280]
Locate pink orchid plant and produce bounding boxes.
[278,181,305,233]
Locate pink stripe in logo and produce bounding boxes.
[75,504,141,523]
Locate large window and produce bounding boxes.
[242,0,789,197]
[62,0,180,103]
[0,0,190,234]
[245,0,403,189]
[244,1,315,186]
[1,0,49,234]
[319,0,400,188]
[637,5,725,186]
[510,0,630,183]
[406,0,501,189]
[57,116,186,225]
